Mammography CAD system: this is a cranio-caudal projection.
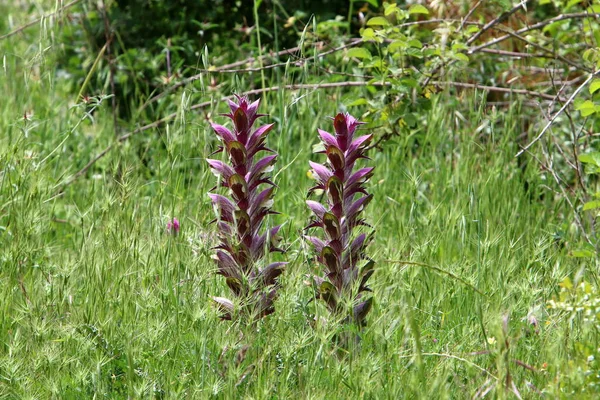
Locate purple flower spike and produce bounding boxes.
[207,95,286,321]
[305,113,375,327]
[167,217,180,235]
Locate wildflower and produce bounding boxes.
[167,217,180,235]
[207,95,286,320]
[305,112,375,327]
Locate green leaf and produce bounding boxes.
[565,0,583,9]
[559,277,574,288]
[583,200,600,211]
[361,27,376,41]
[405,48,423,58]
[590,79,600,94]
[357,0,378,6]
[542,21,563,35]
[453,52,469,62]
[452,43,468,51]
[571,249,595,258]
[466,26,479,34]
[408,4,430,15]
[404,113,417,127]
[367,16,390,26]
[588,4,600,13]
[347,47,372,59]
[574,100,597,117]
[408,39,423,49]
[389,39,406,52]
[578,152,600,166]
[346,98,368,107]
[384,2,398,16]
[400,78,419,89]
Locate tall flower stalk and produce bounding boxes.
[207,95,286,321]
[305,113,375,327]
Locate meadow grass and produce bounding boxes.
[0,3,594,399]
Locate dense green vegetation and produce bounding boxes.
[1,0,600,398]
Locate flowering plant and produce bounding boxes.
[305,113,375,327]
[207,95,286,320]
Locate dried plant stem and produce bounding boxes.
[465,0,531,46]
[144,39,362,107]
[386,260,486,296]
[469,12,600,54]
[76,42,108,102]
[460,0,482,31]
[432,81,567,102]
[516,72,598,157]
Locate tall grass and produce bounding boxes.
[0,2,592,398]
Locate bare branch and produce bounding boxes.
[144,39,363,107]
[469,12,600,54]
[516,72,598,157]
[465,1,531,46]
[461,0,483,31]
[432,81,568,102]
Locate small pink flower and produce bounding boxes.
[166,217,180,235]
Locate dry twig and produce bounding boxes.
[516,72,598,157]
[469,12,600,54]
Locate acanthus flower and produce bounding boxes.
[305,113,375,327]
[207,95,286,320]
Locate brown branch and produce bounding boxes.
[427,11,592,86]
[516,72,598,157]
[465,1,532,46]
[141,44,316,106]
[145,19,469,107]
[539,138,592,245]
[490,27,592,73]
[532,75,587,87]
[461,0,483,31]
[432,81,568,102]
[0,0,82,41]
[143,40,365,107]
[477,48,544,57]
[469,12,600,54]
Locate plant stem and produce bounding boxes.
[253,0,267,100]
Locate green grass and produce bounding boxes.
[0,3,597,399]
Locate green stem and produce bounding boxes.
[347,0,353,36]
[253,0,267,99]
